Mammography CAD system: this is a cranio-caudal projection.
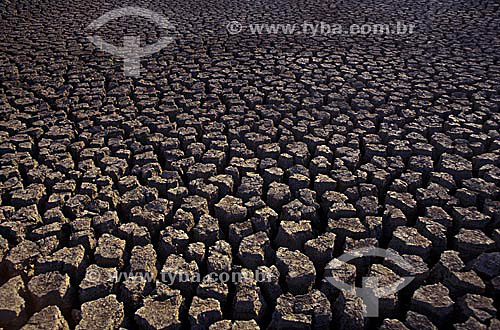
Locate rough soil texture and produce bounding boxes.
[0,0,499,329]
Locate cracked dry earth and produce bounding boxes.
[0,0,500,329]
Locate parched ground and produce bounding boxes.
[0,0,499,329]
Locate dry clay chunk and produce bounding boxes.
[76,294,124,329]
[21,306,69,330]
[0,276,27,328]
